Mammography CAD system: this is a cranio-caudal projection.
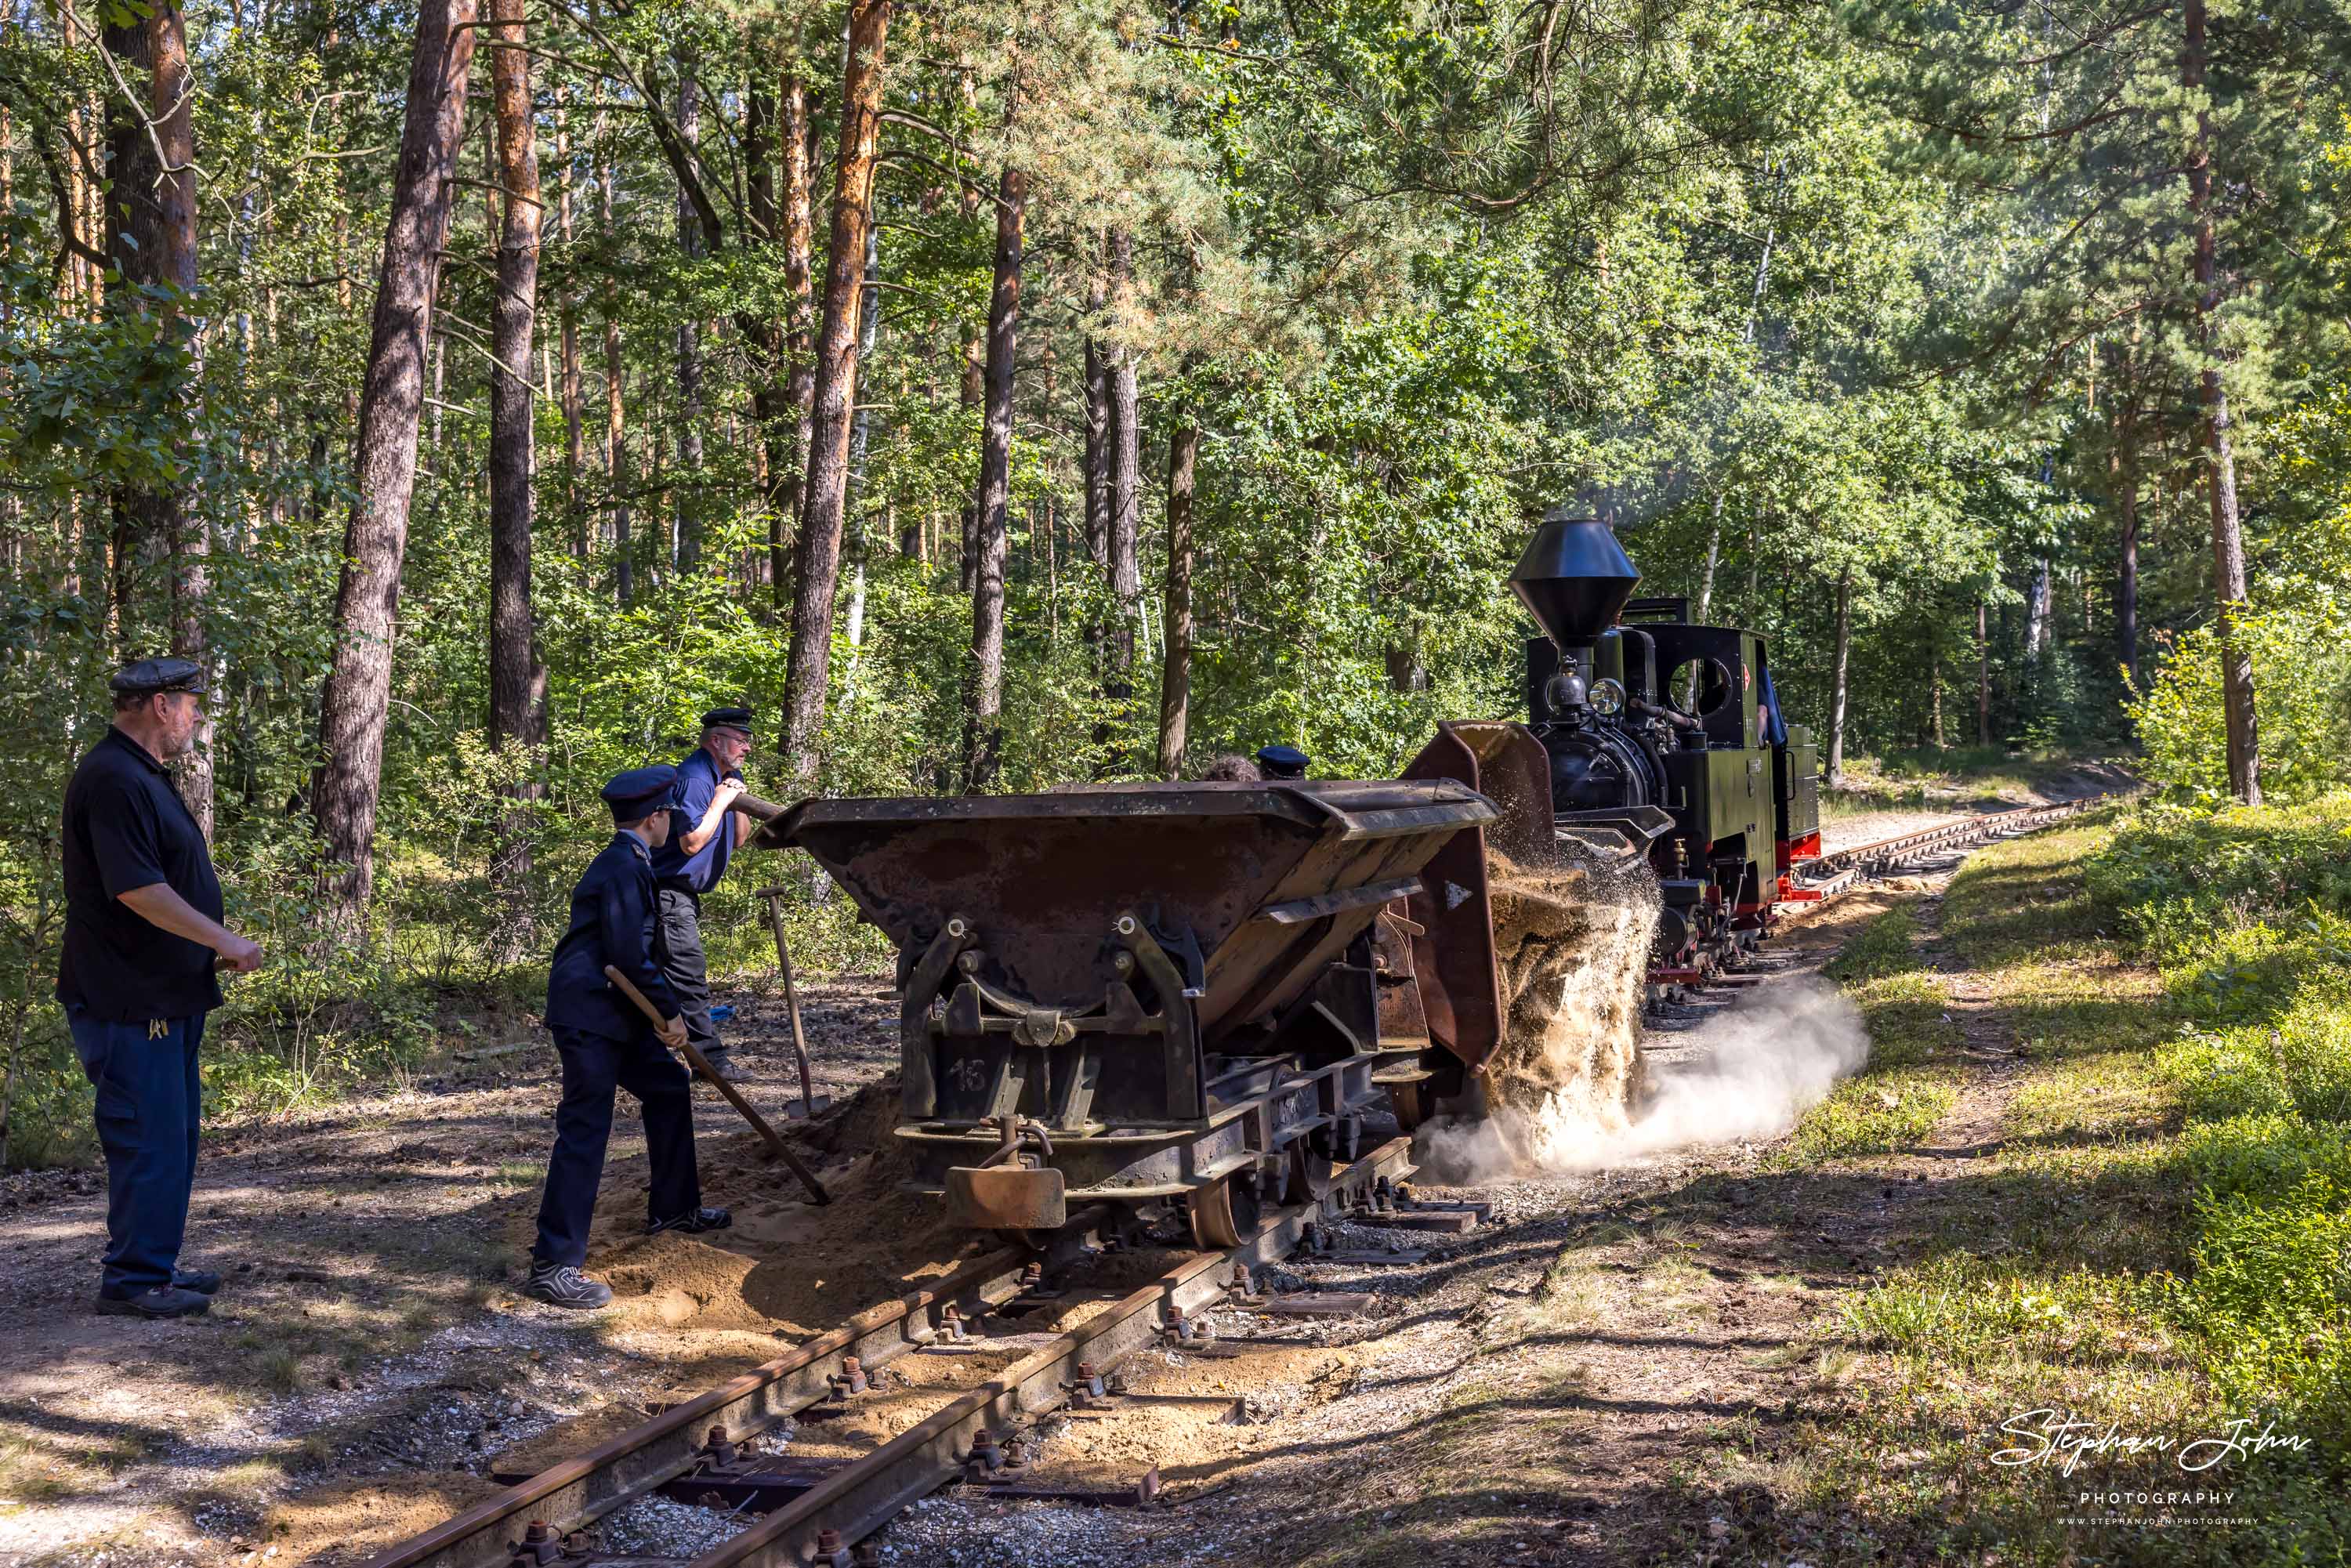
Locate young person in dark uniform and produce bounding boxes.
[60,658,265,1320]
[529,766,733,1310]
[647,708,756,1082]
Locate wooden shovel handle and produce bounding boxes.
[601,965,831,1205]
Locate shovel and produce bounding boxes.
[754,885,830,1120]
[603,964,829,1205]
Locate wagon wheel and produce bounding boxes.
[1187,1172,1262,1250]
[1287,1139,1337,1204]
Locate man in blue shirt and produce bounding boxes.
[647,708,756,1081]
[531,765,731,1309]
[60,658,265,1320]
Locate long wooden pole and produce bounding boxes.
[603,964,829,1204]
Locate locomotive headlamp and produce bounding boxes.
[1544,668,1589,724]
[1588,678,1626,718]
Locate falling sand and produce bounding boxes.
[1415,842,1866,1180]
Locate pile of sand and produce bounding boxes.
[510,1075,990,1348]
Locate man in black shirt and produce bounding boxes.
[60,658,263,1320]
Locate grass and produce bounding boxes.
[1771,794,2351,1563]
[1821,744,2110,820]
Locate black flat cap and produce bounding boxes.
[602,763,679,821]
[1255,744,1309,779]
[701,707,755,733]
[110,657,208,697]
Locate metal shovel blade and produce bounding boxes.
[781,1095,835,1121]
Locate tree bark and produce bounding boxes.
[313,0,476,933]
[2117,438,2139,689]
[1825,568,1852,788]
[1082,266,1110,572]
[671,58,705,574]
[777,72,815,614]
[1099,230,1140,764]
[1976,599,1991,746]
[102,0,210,836]
[487,0,547,920]
[1157,407,1197,780]
[964,163,1025,792]
[781,0,893,784]
[596,105,633,607]
[2185,0,2258,803]
[556,95,586,559]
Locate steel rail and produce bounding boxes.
[692,1137,1417,1568]
[359,1209,1118,1568]
[1787,796,2099,898]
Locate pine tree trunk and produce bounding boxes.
[102,0,211,837]
[2117,441,2139,689]
[779,72,815,612]
[964,164,1024,792]
[781,0,893,784]
[672,61,705,574]
[2186,0,2259,803]
[596,99,632,605]
[1976,600,1991,746]
[1157,408,1197,779]
[1825,568,1852,788]
[1099,230,1140,765]
[487,0,547,925]
[556,120,586,558]
[313,0,476,934]
[1082,266,1110,571]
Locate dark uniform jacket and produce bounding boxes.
[59,727,225,1023]
[545,833,683,1041]
[648,748,739,893]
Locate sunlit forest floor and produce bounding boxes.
[14,756,2346,1568]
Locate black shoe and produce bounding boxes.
[702,1052,749,1084]
[172,1267,223,1295]
[525,1262,613,1310]
[94,1286,212,1320]
[647,1205,732,1237]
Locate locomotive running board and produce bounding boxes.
[1553,804,1675,860]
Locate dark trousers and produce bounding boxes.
[653,885,726,1063]
[532,1023,701,1268]
[68,1008,205,1297]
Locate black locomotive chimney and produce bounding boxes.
[1508,507,1642,650]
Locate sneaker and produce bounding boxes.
[525,1262,613,1310]
[94,1285,212,1320]
[647,1205,733,1237]
[172,1267,223,1295]
[701,1052,749,1084]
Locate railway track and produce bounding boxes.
[1784,795,2103,903]
[363,1139,1426,1568]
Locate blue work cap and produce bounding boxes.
[602,764,679,821]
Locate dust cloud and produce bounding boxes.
[1413,843,1867,1182]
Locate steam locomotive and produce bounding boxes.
[1511,511,1821,977]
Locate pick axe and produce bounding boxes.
[603,965,829,1206]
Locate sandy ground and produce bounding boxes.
[0,977,904,1567]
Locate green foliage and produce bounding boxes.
[2128,603,2351,802]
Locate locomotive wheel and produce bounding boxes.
[1288,1138,1337,1203]
[1187,1172,1262,1250]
